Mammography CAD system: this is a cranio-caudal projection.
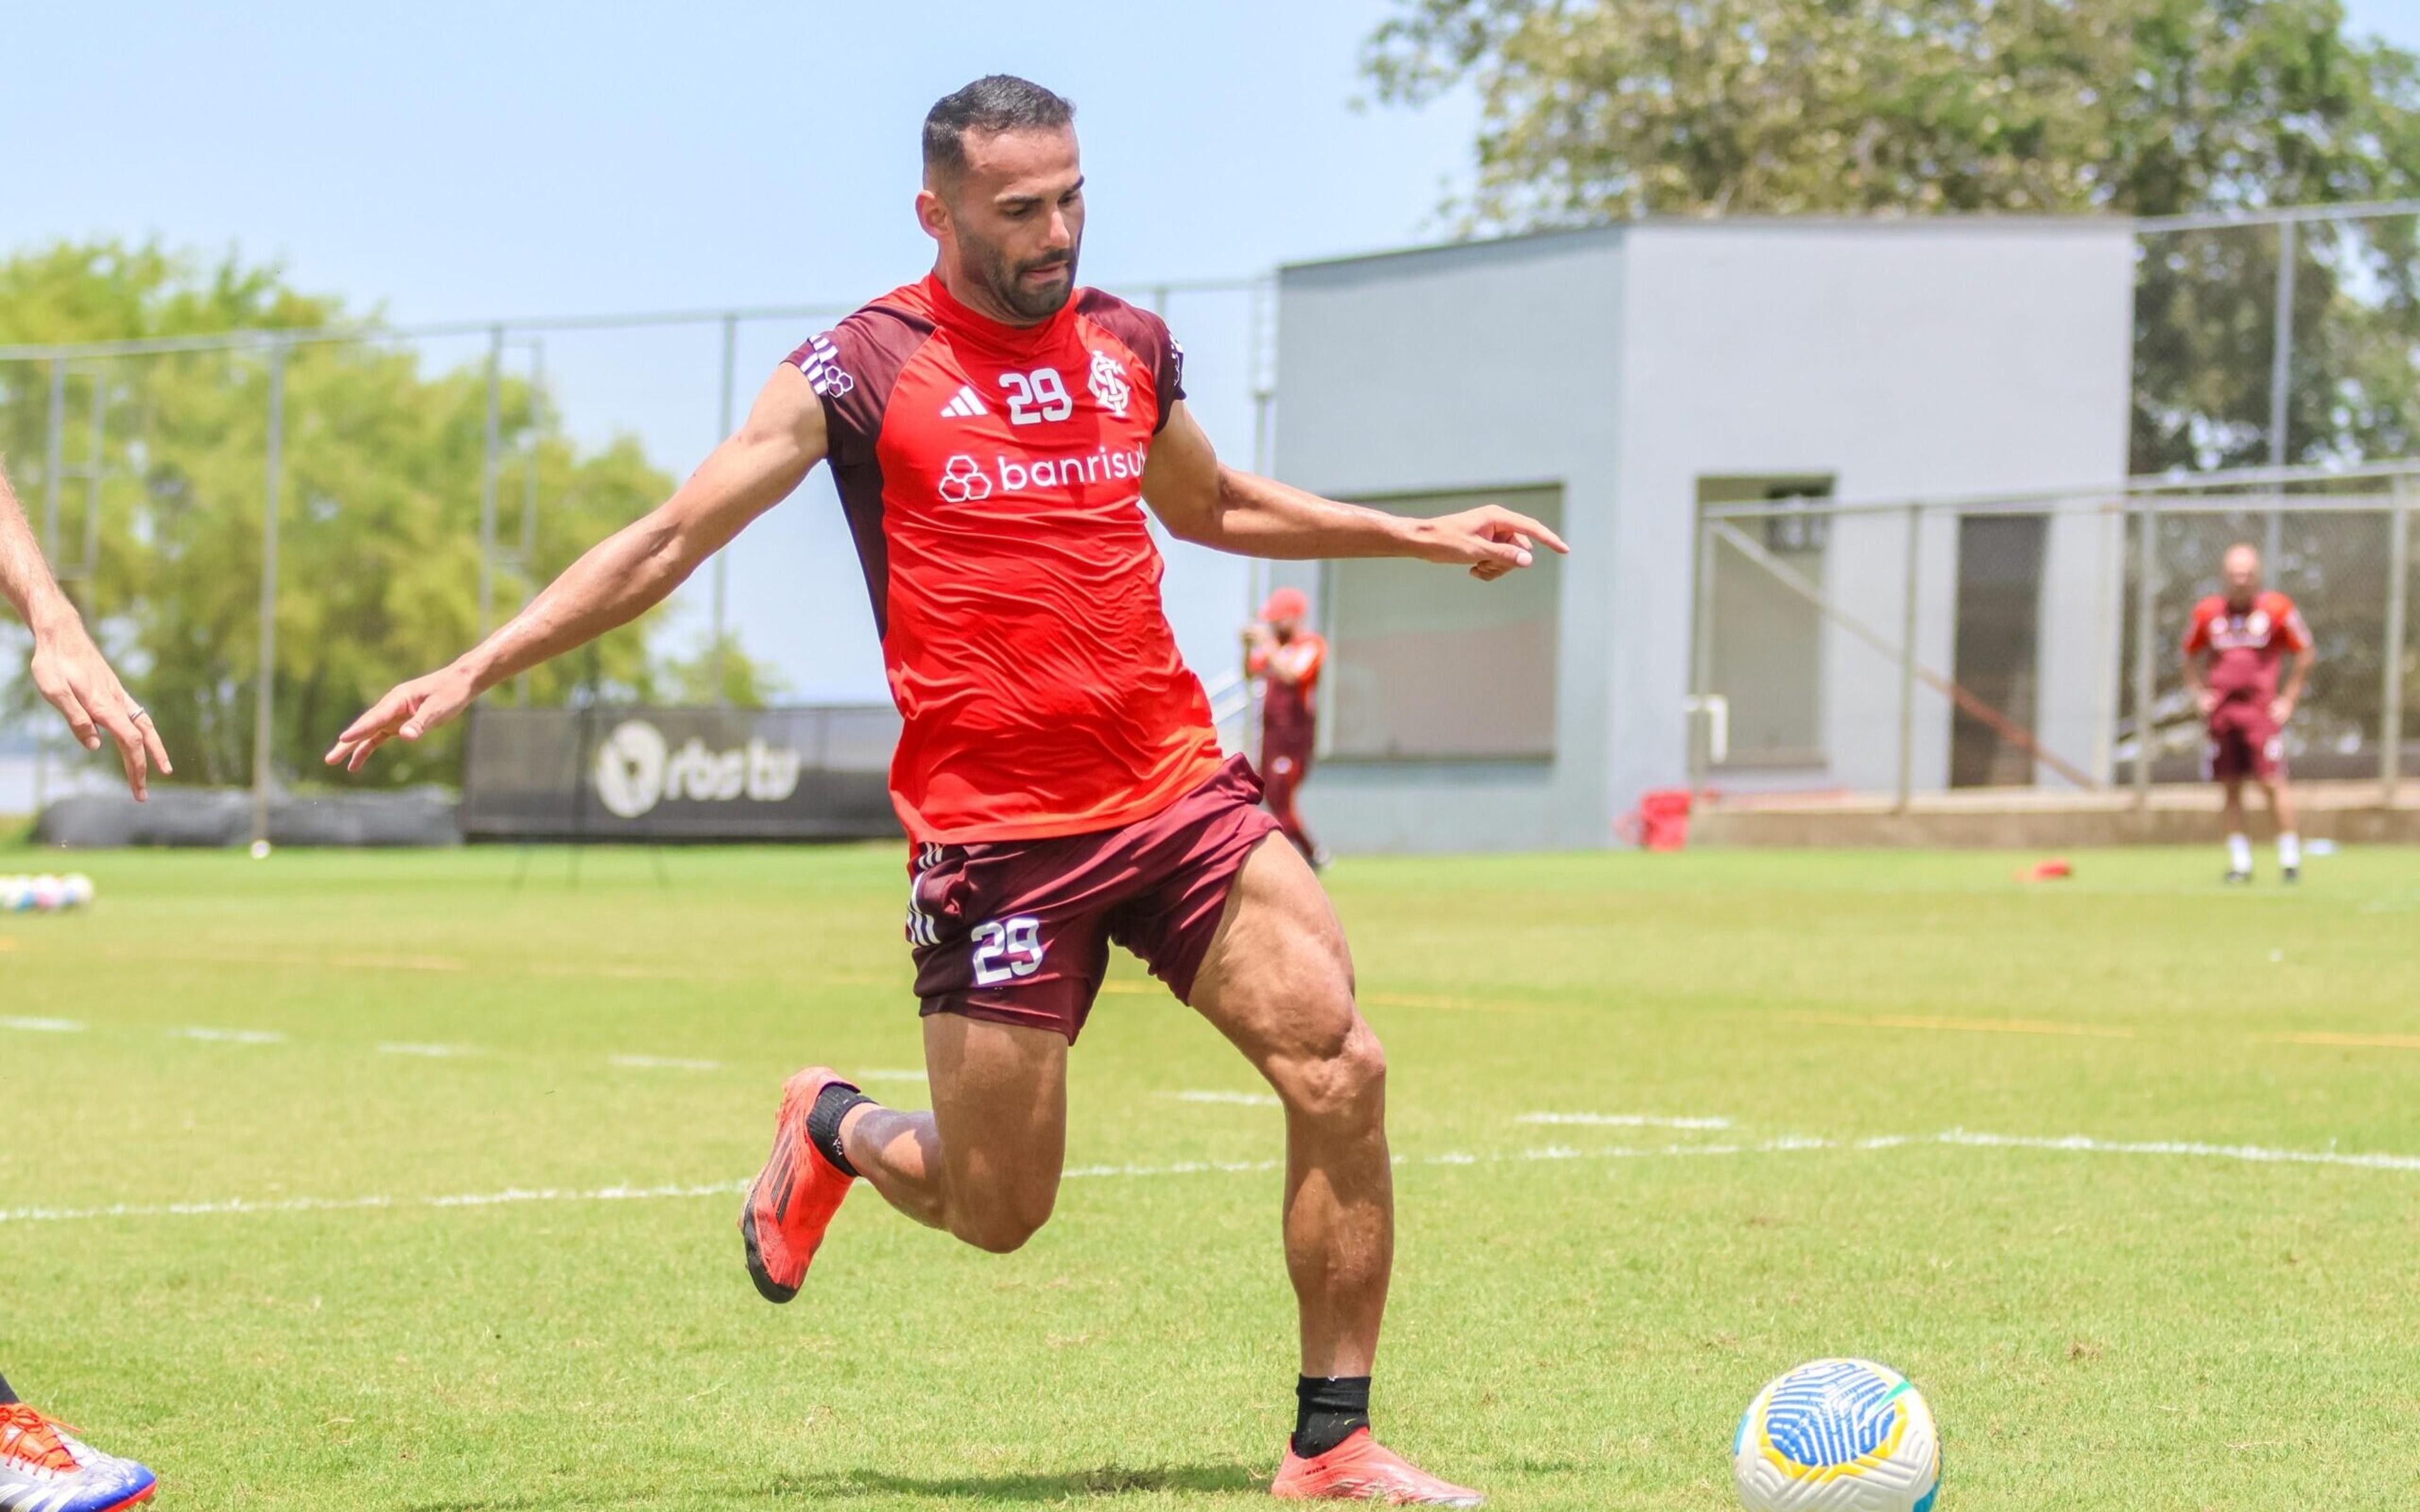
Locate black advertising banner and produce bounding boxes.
[461,706,903,842]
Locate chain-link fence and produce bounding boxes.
[1690,462,2419,807]
[0,278,1275,835]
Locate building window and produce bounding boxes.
[1702,475,1834,769]
[1322,485,1563,760]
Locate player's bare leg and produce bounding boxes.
[841,1014,1068,1251]
[1187,838,1480,1505]
[2259,777,2302,880]
[740,1016,1064,1299]
[2221,776,2252,881]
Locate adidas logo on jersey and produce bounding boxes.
[798,335,855,399]
[939,385,989,419]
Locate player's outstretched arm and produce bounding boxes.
[1141,402,1567,581]
[0,459,172,798]
[325,366,829,774]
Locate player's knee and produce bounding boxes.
[950,1189,1056,1254]
[1277,1019,1387,1125]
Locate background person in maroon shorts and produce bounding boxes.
[1245,587,1328,866]
[2182,542,2315,883]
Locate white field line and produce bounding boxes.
[172,1027,286,1045]
[0,1179,751,1225]
[9,1128,2420,1227]
[376,1043,472,1058]
[1168,1089,1282,1107]
[609,1055,720,1071]
[1,1017,83,1033]
[1518,1113,1734,1130]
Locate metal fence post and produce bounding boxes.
[79,372,105,592]
[40,358,65,559]
[1688,510,1717,792]
[1895,503,1922,812]
[2266,219,2296,566]
[2385,474,2412,806]
[252,339,287,852]
[2132,498,2159,808]
[712,312,737,704]
[517,338,543,707]
[477,323,504,637]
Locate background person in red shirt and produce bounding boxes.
[1245,587,1328,866]
[2182,542,2315,882]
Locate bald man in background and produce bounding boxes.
[2182,543,2314,883]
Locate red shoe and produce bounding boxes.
[1270,1429,1484,1506]
[739,1067,858,1303]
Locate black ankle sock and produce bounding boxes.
[1291,1375,1371,1458]
[805,1081,873,1179]
[0,1372,15,1405]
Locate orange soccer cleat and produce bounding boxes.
[738,1067,860,1303]
[1270,1429,1484,1506]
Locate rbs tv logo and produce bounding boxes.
[594,720,805,820]
[933,445,1149,505]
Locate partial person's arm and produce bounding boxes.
[0,459,171,797]
[2181,614,2213,716]
[326,366,830,772]
[2273,645,2314,724]
[1141,403,1566,581]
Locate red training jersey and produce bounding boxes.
[1248,633,1325,753]
[790,275,1222,845]
[2182,591,2311,704]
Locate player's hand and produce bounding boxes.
[1412,505,1570,581]
[28,614,172,801]
[325,662,482,774]
[2194,688,2218,718]
[2269,696,2296,724]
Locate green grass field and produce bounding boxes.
[4,844,2418,1510]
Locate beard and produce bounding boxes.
[959,231,1080,321]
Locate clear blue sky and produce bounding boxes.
[8,1,2420,702]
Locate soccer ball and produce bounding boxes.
[1733,1358,1939,1511]
[61,873,95,908]
[28,874,64,912]
[0,876,28,912]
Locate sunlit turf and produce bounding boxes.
[3,843,2417,1509]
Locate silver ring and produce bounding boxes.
[127,704,151,724]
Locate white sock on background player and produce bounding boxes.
[2278,832,2302,871]
[2227,833,2253,875]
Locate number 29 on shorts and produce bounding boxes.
[971,916,1044,986]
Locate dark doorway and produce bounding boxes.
[1950,515,2047,787]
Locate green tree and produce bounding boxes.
[1365,0,2420,466]
[0,239,781,790]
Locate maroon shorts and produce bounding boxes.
[903,755,1282,1043]
[2206,701,2285,782]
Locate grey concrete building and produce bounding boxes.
[1262,219,2136,852]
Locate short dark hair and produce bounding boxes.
[923,75,1075,181]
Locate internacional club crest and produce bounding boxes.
[938,454,992,503]
[1087,348,1132,418]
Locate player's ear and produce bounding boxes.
[915,186,949,243]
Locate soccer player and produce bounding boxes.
[2182,542,2313,883]
[1,464,165,1511]
[1243,587,1328,866]
[328,76,1560,1504]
